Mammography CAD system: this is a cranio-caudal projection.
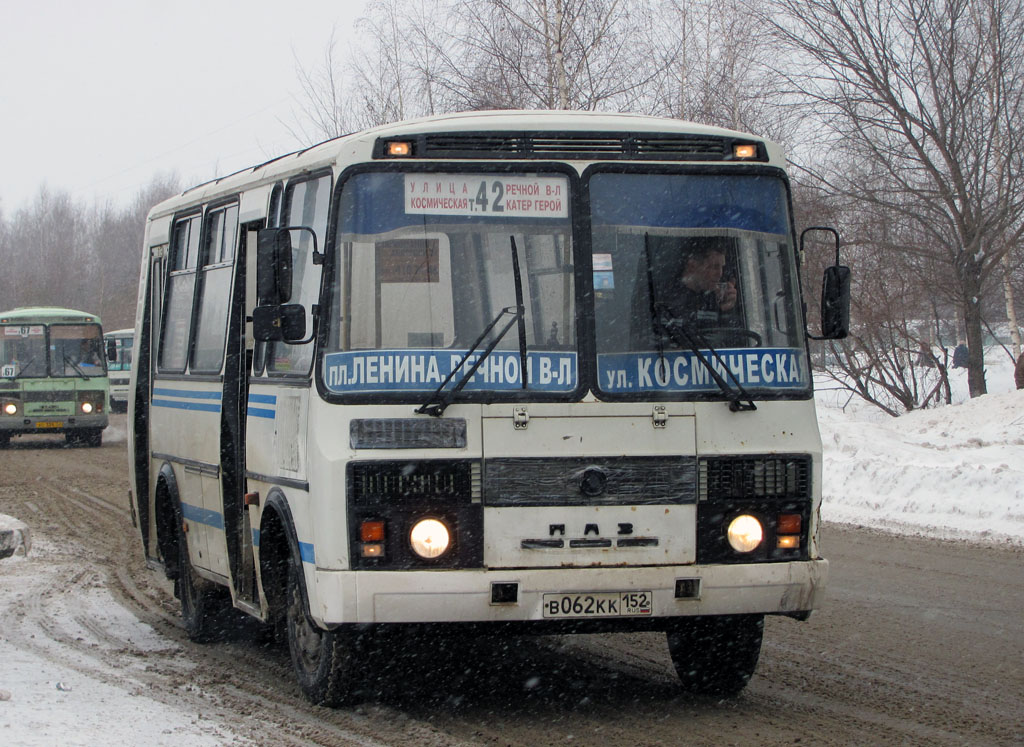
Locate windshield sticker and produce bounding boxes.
[593,253,614,290]
[3,325,44,337]
[597,349,809,392]
[324,349,577,393]
[404,175,568,218]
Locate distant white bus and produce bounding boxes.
[128,111,850,705]
[104,328,134,413]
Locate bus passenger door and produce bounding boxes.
[222,225,258,610]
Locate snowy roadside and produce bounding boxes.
[0,544,248,747]
[815,350,1024,546]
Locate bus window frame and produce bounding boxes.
[313,160,589,407]
[189,197,240,375]
[581,161,813,405]
[158,210,204,375]
[261,170,333,380]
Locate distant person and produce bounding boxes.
[1015,351,1024,390]
[952,343,968,369]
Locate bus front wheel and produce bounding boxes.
[666,614,764,697]
[286,560,361,707]
[176,525,229,642]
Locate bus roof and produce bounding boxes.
[104,328,134,338]
[146,110,789,220]
[0,307,102,324]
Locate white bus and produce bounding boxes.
[104,328,134,413]
[128,111,849,705]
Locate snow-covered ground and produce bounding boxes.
[816,348,1024,545]
[1,349,1021,744]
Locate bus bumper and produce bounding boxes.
[308,559,829,626]
[0,414,108,435]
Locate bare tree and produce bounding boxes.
[641,0,798,142]
[287,26,361,142]
[0,175,179,327]
[760,0,1024,397]
[444,0,665,111]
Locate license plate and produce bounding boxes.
[36,421,63,428]
[542,591,653,618]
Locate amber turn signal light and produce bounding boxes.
[360,520,385,542]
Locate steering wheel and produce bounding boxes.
[701,327,763,347]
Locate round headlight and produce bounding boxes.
[3,402,17,416]
[409,518,450,559]
[727,514,764,553]
[81,402,94,414]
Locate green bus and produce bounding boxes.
[0,306,110,447]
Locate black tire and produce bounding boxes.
[177,525,230,642]
[286,560,361,707]
[0,432,9,448]
[666,614,764,697]
[85,428,103,447]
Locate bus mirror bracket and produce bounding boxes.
[252,304,308,343]
[801,226,851,341]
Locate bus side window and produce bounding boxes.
[191,202,239,373]
[266,173,330,375]
[159,214,201,372]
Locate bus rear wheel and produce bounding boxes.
[666,614,764,697]
[286,560,361,706]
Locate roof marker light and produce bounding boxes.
[386,141,412,157]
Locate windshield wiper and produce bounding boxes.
[417,236,529,417]
[5,356,36,379]
[62,354,94,379]
[643,233,756,412]
[415,306,522,417]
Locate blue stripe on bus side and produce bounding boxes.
[180,502,225,530]
[152,387,222,413]
[153,399,222,413]
[247,393,276,419]
[251,530,315,564]
[153,387,222,399]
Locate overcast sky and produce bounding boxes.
[0,0,366,214]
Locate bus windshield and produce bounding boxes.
[324,170,576,396]
[589,171,810,396]
[1,324,48,378]
[1,323,105,379]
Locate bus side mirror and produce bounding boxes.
[257,229,294,305]
[821,264,851,339]
[106,340,117,362]
[800,226,851,341]
[252,304,307,343]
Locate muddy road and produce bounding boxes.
[1,417,1022,745]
